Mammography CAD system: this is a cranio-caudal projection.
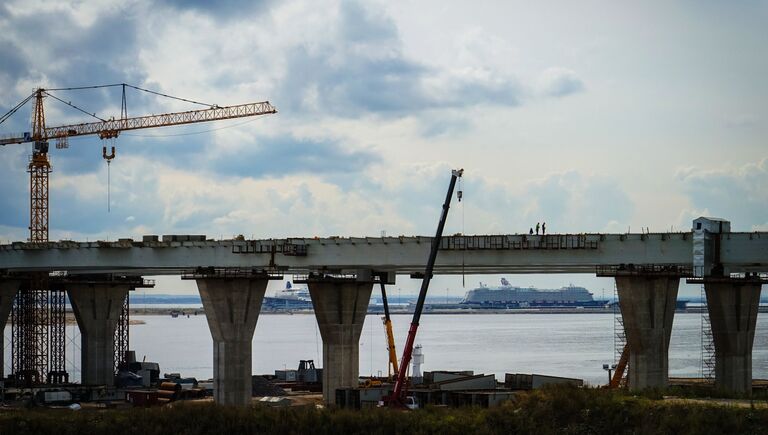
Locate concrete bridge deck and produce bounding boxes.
[0,232,766,276]
[1,221,767,405]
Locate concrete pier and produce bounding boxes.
[616,276,679,390]
[0,280,19,379]
[196,278,267,406]
[705,280,762,393]
[68,284,130,386]
[308,278,373,405]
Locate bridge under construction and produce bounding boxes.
[0,217,766,405]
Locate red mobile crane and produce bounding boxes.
[384,168,463,408]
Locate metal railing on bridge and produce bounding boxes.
[181,267,284,280]
[596,264,693,277]
[232,241,308,256]
[440,234,599,250]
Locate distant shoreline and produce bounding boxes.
[126,307,706,316]
[3,306,764,325]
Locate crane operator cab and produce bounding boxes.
[404,396,418,410]
[378,395,418,410]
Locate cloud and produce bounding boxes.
[0,0,599,244]
[0,148,634,242]
[369,164,634,235]
[677,158,768,231]
[512,171,633,233]
[207,134,380,177]
[0,147,29,229]
[535,68,585,98]
[10,154,408,239]
[158,0,275,18]
[724,113,759,129]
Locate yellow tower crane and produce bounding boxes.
[0,84,276,385]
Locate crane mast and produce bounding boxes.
[13,89,59,385]
[29,89,50,244]
[2,86,276,385]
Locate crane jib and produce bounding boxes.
[0,101,277,145]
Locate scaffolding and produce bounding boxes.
[48,287,67,383]
[613,282,628,387]
[700,285,715,380]
[11,274,49,385]
[10,143,68,385]
[113,294,129,374]
[65,319,81,383]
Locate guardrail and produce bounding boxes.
[596,264,693,277]
[440,234,598,250]
[181,267,284,280]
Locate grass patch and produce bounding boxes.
[1,385,767,434]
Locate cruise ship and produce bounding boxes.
[460,278,608,308]
[262,282,314,311]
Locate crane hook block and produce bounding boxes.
[102,146,116,161]
[457,190,463,202]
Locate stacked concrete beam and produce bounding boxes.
[308,278,373,405]
[68,284,130,386]
[616,276,679,390]
[196,278,267,406]
[705,280,762,393]
[0,280,19,378]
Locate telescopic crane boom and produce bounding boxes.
[379,281,399,378]
[386,168,463,408]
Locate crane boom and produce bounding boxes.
[379,281,399,378]
[0,101,277,145]
[387,168,463,408]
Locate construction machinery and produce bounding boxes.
[384,168,463,408]
[0,84,276,385]
[379,281,399,379]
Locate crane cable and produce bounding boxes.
[2,83,221,132]
[122,114,266,138]
[0,91,36,126]
[44,91,108,122]
[45,83,221,213]
[122,83,215,108]
[46,83,216,107]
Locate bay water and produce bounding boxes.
[5,312,765,386]
[128,312,768,386]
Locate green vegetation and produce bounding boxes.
[1,385,766,435]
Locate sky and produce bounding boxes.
[0,0,766,297]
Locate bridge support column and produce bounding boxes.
[616,275,679,390]
[0,280,19,379]
[196,278,267,406]
[307,277,373,405]
[705,279,762,393]
[68,284,130,386]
